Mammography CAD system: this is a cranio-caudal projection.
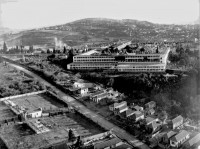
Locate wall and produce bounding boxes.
[0,90,46,102]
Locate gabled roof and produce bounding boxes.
[164,131,177,139]
[145,117,157,124]
[134,111,143,118]
[172,115,183,124]
[96,92,109,99]
[94,137,122,149]
[133,105,143,111]
[113,101,127,108]
[170,130,189,142]
[121,109,135,117]
[148,120,162,130]
[91,90,105,97]
[113,143,132,149]
[187,133,200,147]
[145,101,156,108]
[118,105,128,111]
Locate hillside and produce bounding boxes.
[0,18,199,47]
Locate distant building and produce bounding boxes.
[170,130,190,148]
[67,47,170,72]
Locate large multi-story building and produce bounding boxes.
[67,45,170,72]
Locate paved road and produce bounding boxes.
[7,62,150,149]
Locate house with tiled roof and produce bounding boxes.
[147,120,162,133]
[183,133,200,149]
[146,108,155,115]
[120,109,136,119]
[170,130,190,148]
[94,137,122,149]
[133,105,144,112]
[145,116,159,125]
[145,101,156,109]
[114,105,128,115]
[93,92,110,103]
[171,115,184,129]
[131,111,144,122]
[109,101,127,111]
[162,131,177,144]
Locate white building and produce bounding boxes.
[67,47,170,72]
[26,108,42,118]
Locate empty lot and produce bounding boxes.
[10,93,67,111]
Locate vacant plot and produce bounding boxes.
[0,63,28,86]
[10,93,67,111]
[0,102,16,122]
[0,114,104,149]
[0,123,68,149]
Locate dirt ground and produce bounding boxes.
[0,102,16,122]
[10,93,66,111]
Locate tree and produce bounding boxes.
[29,46,34,53]
[68,129,76,142]
[46,49,51,53]
[3,42,7,53]
[63,46,67,53]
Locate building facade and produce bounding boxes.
[67,48,170,72]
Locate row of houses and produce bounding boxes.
[72,79,119,103]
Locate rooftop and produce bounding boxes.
[171,130,190,142]
[172,115,183,124]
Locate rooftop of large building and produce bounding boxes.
[77,47,170,57]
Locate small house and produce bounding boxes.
[93,92,110,103]
[145,117,159,125]
[131,111,144,122]
[147,120,162,133]
[73,79,85,88]
[145,101,156,109]
[162,131,177,144]
[78,87,88,95]
[120,109,136,119]
[109,101,127,111]
[94,137,122,149]
[146,108,155,115]
[114,105,128,115]
[26,108,42,118]
[171,115,184,129]
[133,105,144,112]
[183,133,200,149]
[170,130,190,148]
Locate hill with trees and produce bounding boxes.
[0,18,199,47]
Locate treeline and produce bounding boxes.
[0,80,45,98]
[80,70,199,118]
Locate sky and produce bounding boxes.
[1,0,199,29]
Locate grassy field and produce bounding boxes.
[0,63,29,86]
